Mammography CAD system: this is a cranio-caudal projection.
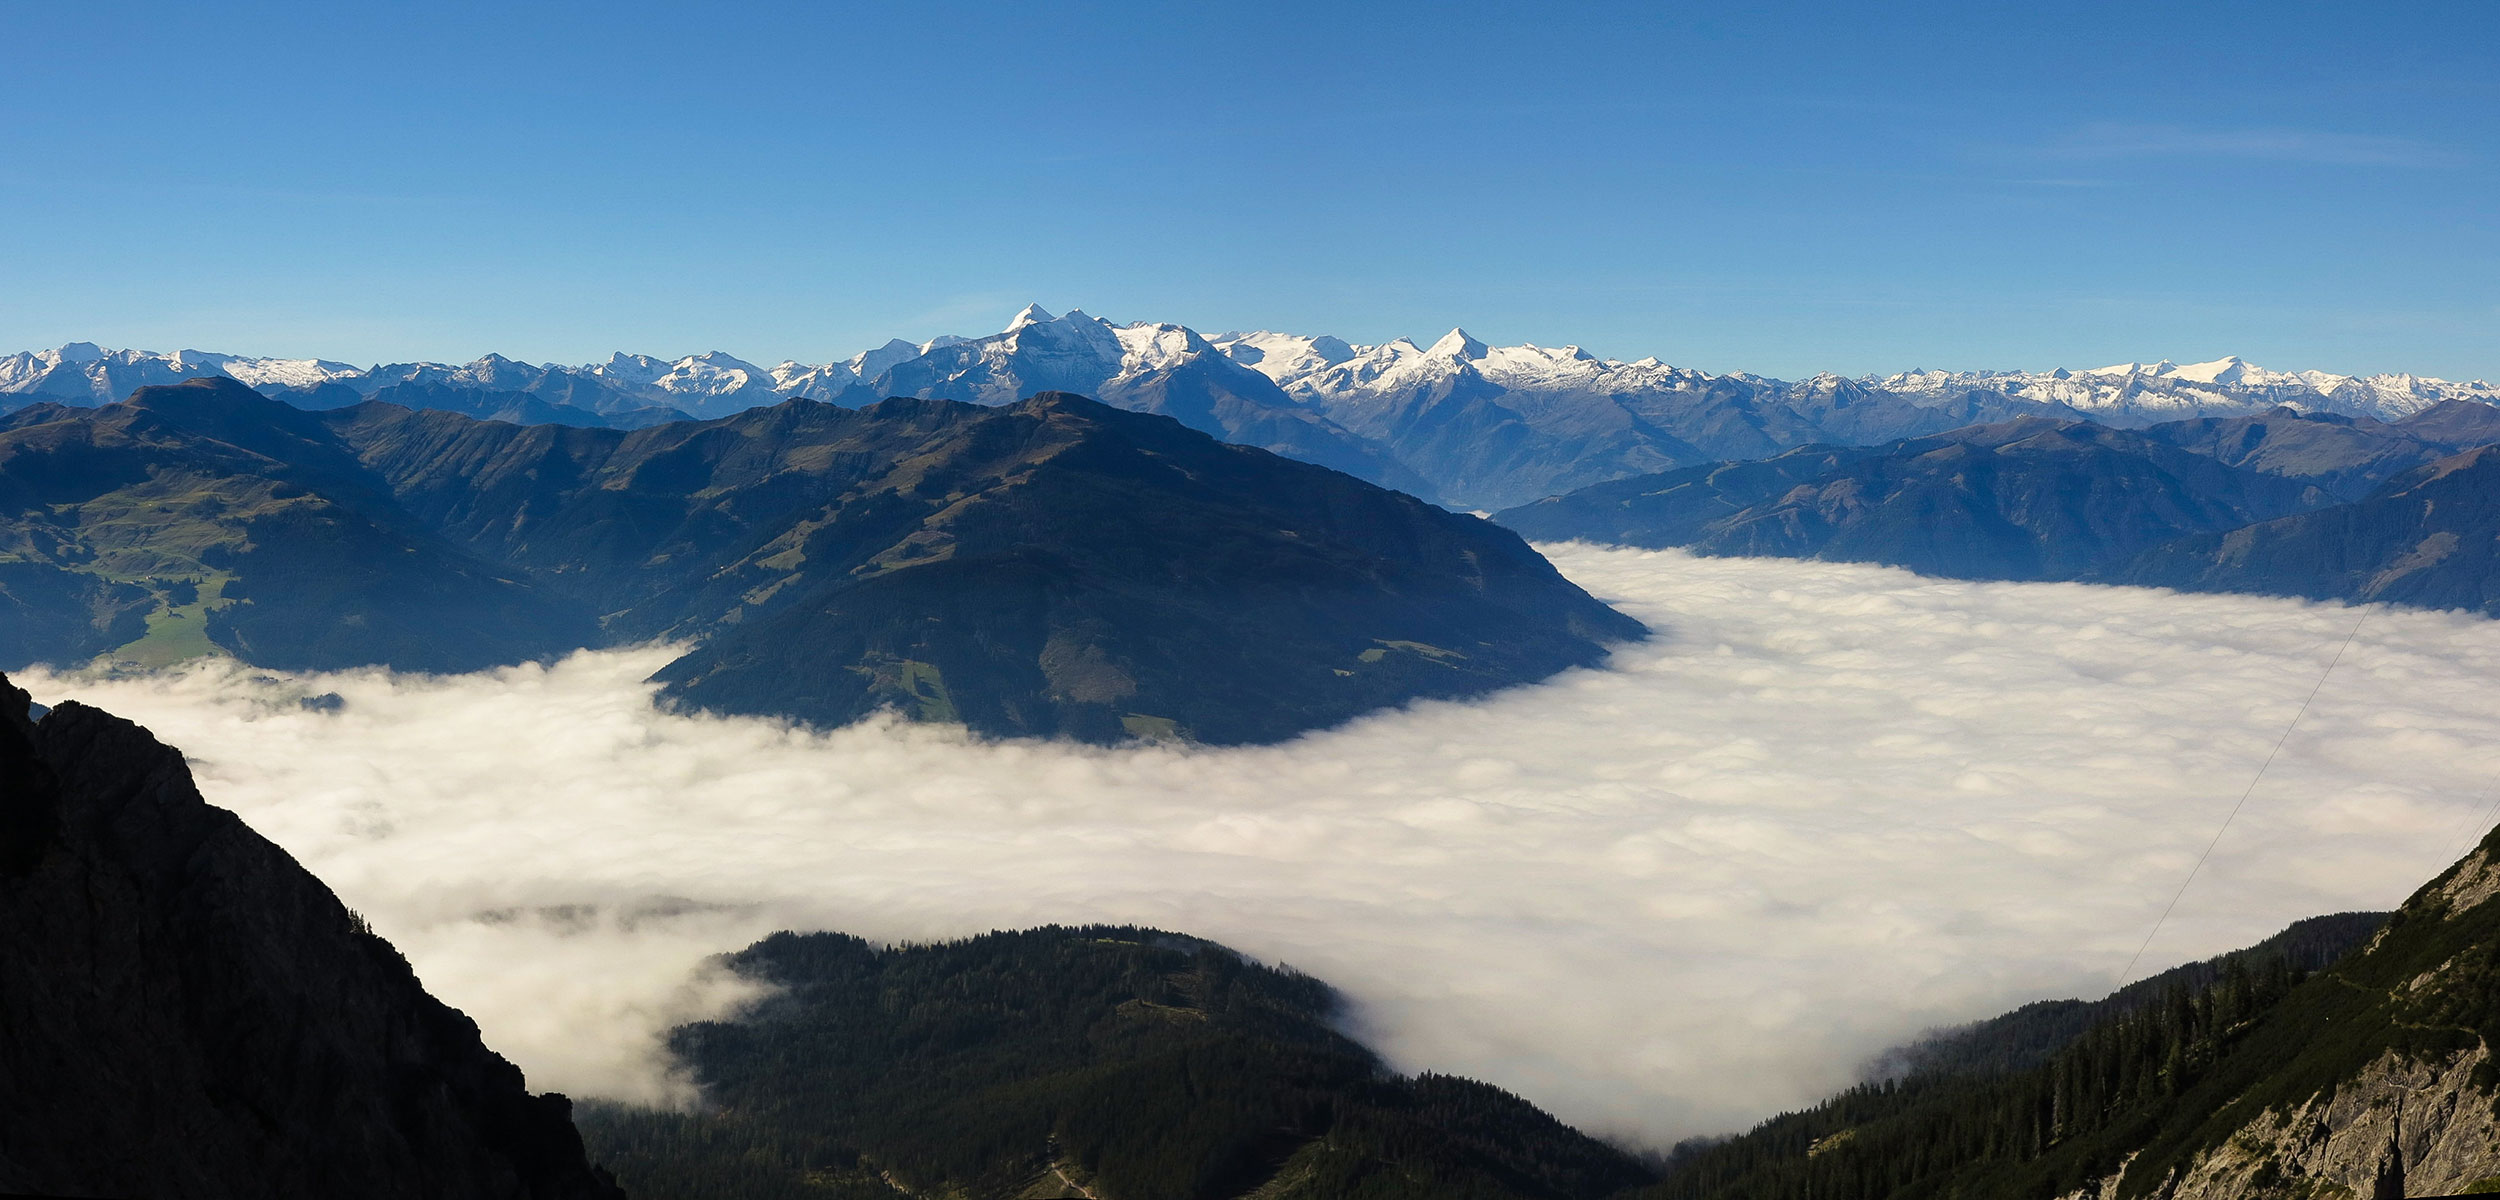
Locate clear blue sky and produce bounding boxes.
[2,0,2492,380]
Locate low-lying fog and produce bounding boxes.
[22,545,2500,1146]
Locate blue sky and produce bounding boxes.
[1,0,2492,379]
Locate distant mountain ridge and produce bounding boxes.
[1497,404,2500,617]
[9,312,2493,509]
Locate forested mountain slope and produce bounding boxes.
[1636,831,2500,1200]
[1870,912,2385,1084]
[0,671,622,1199]
[577,925,1657,1200]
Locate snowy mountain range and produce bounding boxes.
[0,342,361,402]
[7,310,2494,508]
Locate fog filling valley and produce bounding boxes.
[22,545,2500,1146]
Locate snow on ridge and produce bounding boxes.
[6,320,2494,429]
[1875,357,2500,422]
[0,343,361,402]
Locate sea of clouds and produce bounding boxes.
[20,545,2500,1147]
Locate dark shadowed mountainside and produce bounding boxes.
[0,671,623,1199]
[1497,419,2320,581]
[577,925,1655,1200]
[0,377,1641,744]
[2117,443,2500,617]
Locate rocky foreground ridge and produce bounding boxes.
[0,671,622,1198]
[2053,838,2500,1200]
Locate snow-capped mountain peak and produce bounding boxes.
[1427,328,1490,360]
[1210,331,1359,384]
[1110,321,1218,370]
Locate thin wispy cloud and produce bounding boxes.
[20,548,2500,1147]
[2041,122,2465,168]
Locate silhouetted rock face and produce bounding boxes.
[0,672,623,1200]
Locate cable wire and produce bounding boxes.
[2115,606,2372,987]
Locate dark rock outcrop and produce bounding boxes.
[0,672,623,1199]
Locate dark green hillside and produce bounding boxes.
[2118,444,2500,616]
[1498,419,2315,581]
[638,394,1644,743]
[576,926,1654,1200]
[1635,832,2500,1200]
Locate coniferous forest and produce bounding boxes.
[575,926,1657,1200]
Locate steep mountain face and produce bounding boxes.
[1497,419,2321,582]
[577,925,1656,1200]
[1640,828,2500,1200]
[2118,443,2500,617]
[0,378,1640,744]
[0,671,623,1199]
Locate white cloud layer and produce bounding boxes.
[20,546,2500,1147]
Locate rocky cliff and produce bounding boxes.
[0,671,624,1199]
[2052,838,2500,1200]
